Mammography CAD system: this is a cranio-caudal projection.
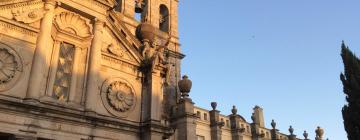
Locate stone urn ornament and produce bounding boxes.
[178,75,192,98]
[303,131,309,139]
[289,126,294,135]
[271,119,276,129]
[211,102,217,110]
[251,113,256,122]
[231,105,237,115]
[315,126,324,138]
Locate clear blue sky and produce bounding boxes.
[178,1,360,140]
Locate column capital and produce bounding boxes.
[44,0,57,7]
[93,18,106,26]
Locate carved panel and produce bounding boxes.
[53,43,75,101]
[0,0,44,21]
[54,12,92,38]
[0,42,23,91]
[11,8,45,23]
[0,0,34,6]
[101,30,138,64]
[101,78,136,118]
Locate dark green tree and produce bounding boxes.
[340,41,360,140]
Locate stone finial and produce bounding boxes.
[303,131,308,139]
[211,102,217,110]
[289,126,294,135]
[315,126,324,138]
[231,105,237,115]
[251,113,255,122]
[178,75,192,98]
[271,119,276,129]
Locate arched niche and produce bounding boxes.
[159,4,169,32]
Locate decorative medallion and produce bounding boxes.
[0,42,23,91]
[101,78,136,117]
[107,81,135,112]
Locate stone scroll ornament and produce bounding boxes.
[101,78,136,117]
[0,43,23,91]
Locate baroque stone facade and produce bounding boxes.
[0,0,324,140]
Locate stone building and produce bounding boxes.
[0,0,325,140]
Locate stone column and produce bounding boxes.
[26,0,56,100]
[85,20,104,112]
[229,106,245,140]
[209,102,223,140]
[69,47,81,104]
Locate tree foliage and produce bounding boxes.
[340,41,360,140]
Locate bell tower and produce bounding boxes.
[136,0,179,38]
[132,0,184,140]
[135,0,183,116]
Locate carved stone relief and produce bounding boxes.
[54,12,92,38]
[107,81,135,112]
[0,0,44,22]
[0,42,23,91]
[11,8,45,23]
[107,43,125,57]
[101,30,137,64]
[101,78,136,117]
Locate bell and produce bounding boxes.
[135,0,143,13]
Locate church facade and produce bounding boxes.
[0,0,325,140]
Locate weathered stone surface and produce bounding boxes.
[0,0,323,140]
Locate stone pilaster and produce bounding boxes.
[69,47,81,104]
[270,129,277,140]
[147,70,163,121]
[26,0,57,100]
[229,106,245,140]
[209,102,223,140]
[288,135,297,140]
[175,98,196,140]
[141,70,168,140]
[251,123,263,140]
[85,20,104,112]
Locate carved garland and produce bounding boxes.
[54,12,92,38]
